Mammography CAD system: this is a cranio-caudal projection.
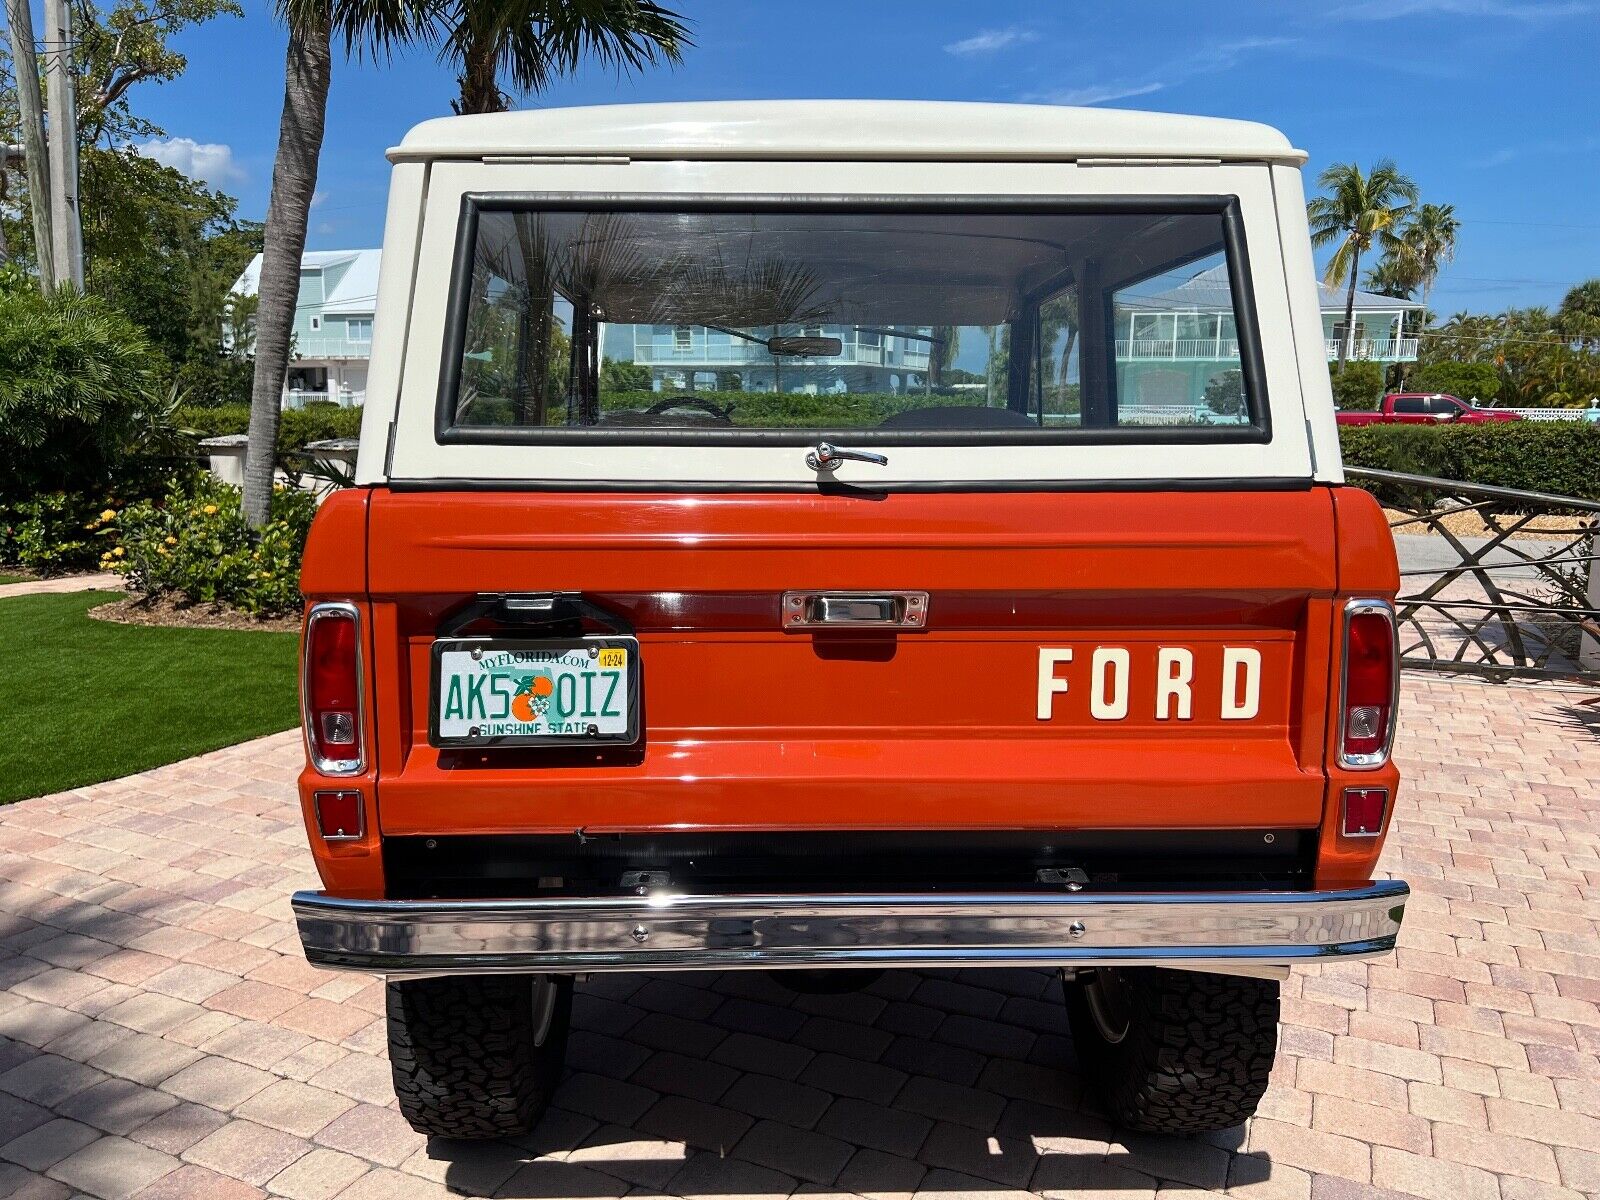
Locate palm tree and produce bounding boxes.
[1364,256,1418,300]
[242,0,690,526]
[1390,203,1459,334]
[1307,161,1418,374]
[435,1,689,115]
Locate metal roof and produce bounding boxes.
[1124,263,1423,312]
[390,100,1305,165]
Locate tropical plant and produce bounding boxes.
[1364,255,1418,300]
[0,285,176,499]
[1388,203,1459,332]
[1307,161,1418,373]
[1327,360,1385,411]
[434,0,689,115]
[242,0,692,526]
[1557,278,1600,352]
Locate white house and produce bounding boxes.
[230,249,380,408]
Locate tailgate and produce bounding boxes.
[366,488,1337,836]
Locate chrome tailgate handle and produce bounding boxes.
[783,591,928,629]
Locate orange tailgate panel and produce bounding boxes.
[364,488,1343,836]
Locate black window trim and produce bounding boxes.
[432,192,1273,448]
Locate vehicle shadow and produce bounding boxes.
[419,969,1258,1198]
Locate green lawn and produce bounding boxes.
[0,591,300,804]
[0,573,28,585]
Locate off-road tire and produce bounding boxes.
[387,973,571,1138]
[1065,967,1279,1133]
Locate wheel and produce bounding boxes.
[1064,967,1279,1133]
[387,973,572,1138]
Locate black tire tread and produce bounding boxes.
[1067,967,1279,1134]
[387,974,570,1139]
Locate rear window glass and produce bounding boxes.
[439,201,1266,442]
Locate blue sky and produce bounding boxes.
[132,0,1598,313]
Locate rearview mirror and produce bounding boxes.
[767,336,842,357]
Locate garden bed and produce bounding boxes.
[90,593,300,633]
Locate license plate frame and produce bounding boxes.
[428,635,641,749]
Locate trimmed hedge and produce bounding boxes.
[1338,422,1600,503]
[176,404,364,449]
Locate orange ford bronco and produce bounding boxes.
[291,101,1406,1138]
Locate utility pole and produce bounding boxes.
[41,0,82,289]
[3,0,56,291]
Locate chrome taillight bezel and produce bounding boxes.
[302,601,367,777]
[1338,597,1399,770]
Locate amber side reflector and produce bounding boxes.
[314,790,363,840]
[1342,787,1388,838]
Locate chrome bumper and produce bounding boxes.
[292,881,1408,975]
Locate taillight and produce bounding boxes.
[1342,787,1388,837]
[1340,600,1397,769]
[304,603,364,774]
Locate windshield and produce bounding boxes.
[440,203,1264,440]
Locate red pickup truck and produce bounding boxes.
[1336,392,1521,426]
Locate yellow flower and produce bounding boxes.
[111,546,125,557]
[99,509,116,522]
[157,546,169,556]
[164,535,177,545]
[202,504,218,515]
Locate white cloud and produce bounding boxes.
[311,190,329,209]
[137,137,245,189]
[1329,0,1589,19]
[1026,37,1297,107]
[1033,82,1166,106]
[944,26,1038,55]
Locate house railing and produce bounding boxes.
[292,334,373,358]
[1323,337,1419,361]
[1347,466,1600,679]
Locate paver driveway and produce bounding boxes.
[1,674,1597,1200]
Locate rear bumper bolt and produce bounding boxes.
[631,925,649,943]
[1068,921,1086,939]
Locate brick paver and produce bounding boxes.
[1,675,1597,1199]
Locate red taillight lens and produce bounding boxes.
[1342,787,1388,837]
[1341,603,1396,767]
[314,790,364,839]
[305,606,362,773]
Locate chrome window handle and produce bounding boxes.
[806,442,888,471]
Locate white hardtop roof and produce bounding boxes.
[391,100,1305,165]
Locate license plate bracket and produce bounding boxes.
[429,636,641,749]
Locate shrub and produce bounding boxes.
[112,476,317,617]
[175,404,364,457]
[1338,422,1600,505]
[1407,361,1501,404]
[0,493,117,576]
[0,288,173,501]
[1328,361,1385,411]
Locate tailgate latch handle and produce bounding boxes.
[806,441,888,472]
[783,591,928,629]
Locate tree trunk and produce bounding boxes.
[4,0,55,292]
[244,19,331,529]
[1338,246,1361,374]
[42,0,83,289]
[456,38,503,114]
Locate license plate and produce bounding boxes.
[429,637,640,748]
